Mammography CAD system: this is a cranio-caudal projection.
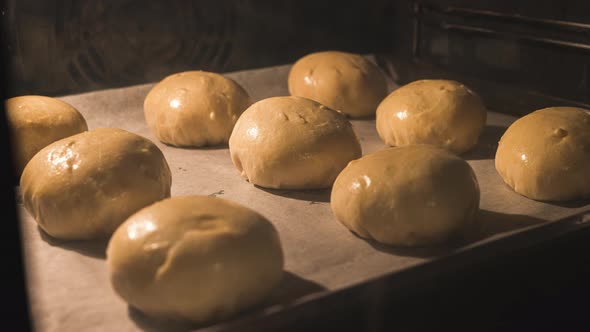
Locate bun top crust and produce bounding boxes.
[107,195,284,323]
[229,96,362,189]
[288,51,388,118]
[331,145,480,246]
[21,128,172,239]
[6,95,88,175]
[376,79,487,154]
[144,71,251,147]
[495,107,590,201]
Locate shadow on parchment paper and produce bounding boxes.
[463,125,507,160]
[365,236,456,259]
[364,209,546,258]
[462,209,547,243]
[542,197,590,209]
[37,226,108,259]
[128,307,195,332]
[265,271,326,305]
[491,174,590,209]
[256,186,331,203]
[349,113,376,121]
[162,142,229,151]
[128,272,325,332]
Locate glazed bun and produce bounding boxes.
[331,145,480,246]
[229,96,362,189]
[495,107,590,201]
[144,71,251,147]
[5,95,87,176]
[107,196,283,324]
[21,128,172,240]
[288,51,388,118]
[376,80,487,154]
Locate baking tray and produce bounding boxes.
[17,62,590,332]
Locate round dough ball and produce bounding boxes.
[144,70,251,147]
[20,128,172,240]
[288,51,388,118]
[495,107,590,201]
[5,95,88,176]
[376,80,487,154]
[331,145,480,246]
[107,195,283,323]
[229,96,362,189]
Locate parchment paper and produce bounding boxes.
[17,64,590,332]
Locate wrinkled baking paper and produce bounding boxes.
[18,63,590,332]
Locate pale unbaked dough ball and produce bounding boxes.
[376,80,487,154]
[20,128,172,240]
[331,145,480,246]
[288,51,388,118]
[107,195,284,324]
[229,96,362,189]
[144,70,251,147]
[5,95,88,176]
[495,107,590,201]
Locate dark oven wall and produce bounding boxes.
[381,0,590,116]
[2,0,394,97]
[4,0,589,115]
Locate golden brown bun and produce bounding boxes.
[288,51,388,118]
[376,80,487,154]
[229,96,362,189]
[331,145,480,246]
[144,71,251,147]
[107,195,283,324]
[495,107,590,201]
[5,95,88,176]
[20,128,172,240]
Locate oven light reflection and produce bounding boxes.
[48,148,73,166]
[48,147,80,170]
[350,175,372,191]
[362,175,371,187]
[169,99,181,109]
[128,220,157,240]
[247,126,259,140]
[396,111,408,120]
